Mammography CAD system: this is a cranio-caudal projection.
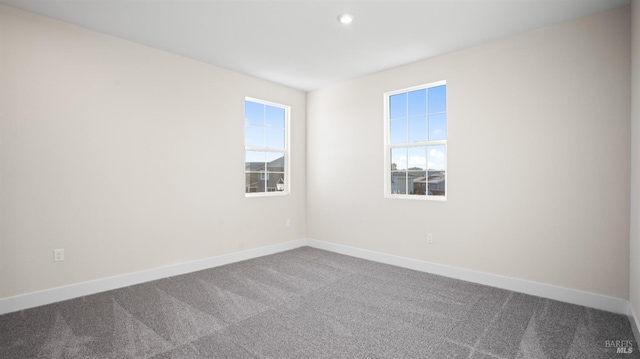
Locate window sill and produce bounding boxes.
[245,191,290,198]
[385,194,447,201]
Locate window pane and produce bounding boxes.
[428,170,445,196]
[428,85,446,114]
[385,84,447,199]
[265,127,285,149]
[427,145,446,171]
[245,151,266,171]
[391,171,407,194]
[245,101,264,125]
[389,93,407,119]
[408,116,427,142]
[245,172,265,193]
[408,146,426,170]
[267,172,285,192]
[265,105,285,128]
[245,125,264,148]
[408,171,427,195]
[245,98,288,196]
[408,89,427,117]
[391,147,407,170]
[390,119,407,144]
[428,113,447,141]
[266,152,284,172]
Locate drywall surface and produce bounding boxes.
[0,5,306,298]
[630,0,640,322]
[307,6,631,299]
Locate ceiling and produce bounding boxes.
[0,0,631,91]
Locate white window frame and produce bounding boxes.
[383,81,447,201]
[244,97,290,197]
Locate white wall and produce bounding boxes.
[307,6,631,299]
[630,0,640,322]
[0,5,306,299]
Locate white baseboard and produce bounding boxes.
[0,239,307,315]
[1,238,632,318]
[306,238,630,315]
[629,302,640,344]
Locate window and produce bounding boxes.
[384,81,447,200]
[244,97,289,196]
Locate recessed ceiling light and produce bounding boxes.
[337,13,355,25]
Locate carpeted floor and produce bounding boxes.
[0,247,638,358]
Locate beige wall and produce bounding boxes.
[307,6,631,299]
[0,5,307,299]
[631,0,640,318]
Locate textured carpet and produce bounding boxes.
[0,247,638,358]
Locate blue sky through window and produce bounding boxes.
[428,85,446,113]
[245,98,288,194]
[388,83,446,174]
[389,93,407,119]
[429,113,446,141]
[408,116,427,142]
[408,89,426,116]
[245,100,264,125]
[245,100,286,150]
[265,106,285,128]
[389,85,446,146]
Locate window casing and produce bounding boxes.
[244,97,290,196]
[384,81,447,200]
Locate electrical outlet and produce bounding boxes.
[54,248,64,262]
[427,233,433,244]
[286,219,291,227]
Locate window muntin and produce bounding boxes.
[385,81,447,199]
[244,98,289,196]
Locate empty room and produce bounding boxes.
[1,0,640,358]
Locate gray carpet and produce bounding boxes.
[0,247,638,358]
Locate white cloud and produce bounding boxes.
[428,147,446,170]
[429,148,444,159]
[408,155,426,169]
[392,154,407,170]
